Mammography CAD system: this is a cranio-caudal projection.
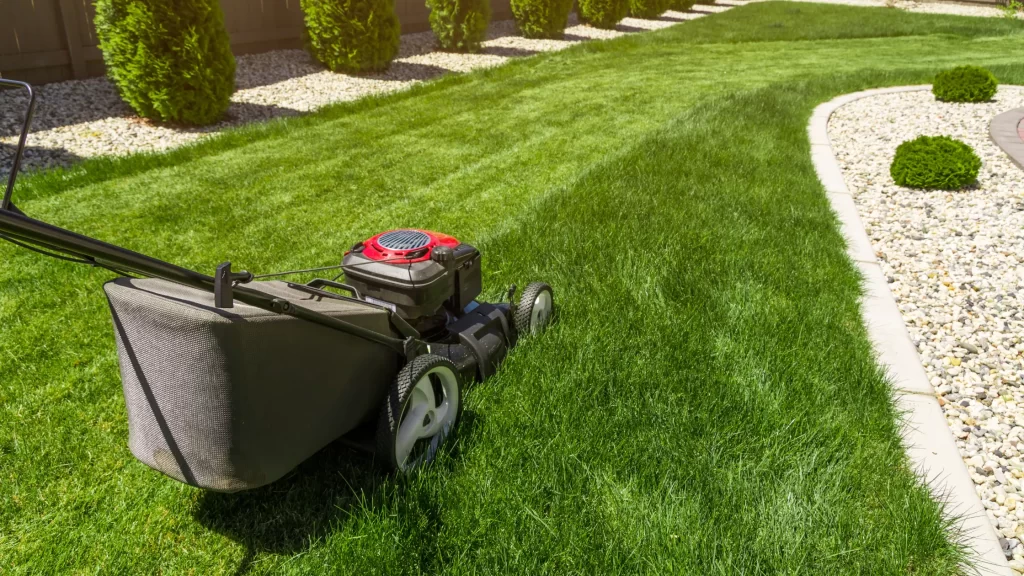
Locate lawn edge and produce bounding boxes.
[810,85,1012,576]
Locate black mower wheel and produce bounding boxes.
[376,354,463,473]
[514,282,554,336]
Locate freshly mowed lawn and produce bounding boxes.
[4,3,1024,573]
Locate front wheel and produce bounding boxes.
[376,354,463,472]
[514,282,554,336]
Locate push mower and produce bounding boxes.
[0,79,554,492]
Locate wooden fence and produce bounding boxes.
[0,0,512,85]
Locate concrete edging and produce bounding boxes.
[990,108,1024,171]
[808,85,1012,576]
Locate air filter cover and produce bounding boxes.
[376,229,431,251]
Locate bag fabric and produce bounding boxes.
[104,277,398,491]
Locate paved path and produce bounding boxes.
[991,108,1024,170]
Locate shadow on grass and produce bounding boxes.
[192,410,481,575]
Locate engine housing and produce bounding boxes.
[342,229,482,325]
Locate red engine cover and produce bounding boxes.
[350,229,460,264]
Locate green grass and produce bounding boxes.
[3,2,1024,574]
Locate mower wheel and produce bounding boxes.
[514,282,554,336]
[376,354,463,473]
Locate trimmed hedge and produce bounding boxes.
[428,0,491,52]
[512,0,574,38]
[95,0,235,126]
[581,0,626,27]
[629,0,669,19]
[890,136,981,190]
[668,0,697,11]
[932,65,998,103]
[579,0,629,28]
[300,0,400,74]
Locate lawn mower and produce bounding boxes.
[0,79,554,492]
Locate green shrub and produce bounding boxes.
[629,0,669,19]
[932,65,998,103]
[428,0,491,52]
[579,0,629,27]
[668,0,697,11]
[512,0,574,38]
[890,136,981,190]
[95,0,235,125]
[300,0,400,73]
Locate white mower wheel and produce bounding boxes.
[376,354,463,473]
[514,282,554,336]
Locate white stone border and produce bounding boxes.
[809,86,1012,576]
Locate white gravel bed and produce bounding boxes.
[789,0,1020,18]
[0,7,724,177]
[828,86,1024,572]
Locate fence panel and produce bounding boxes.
[1,0,514,85]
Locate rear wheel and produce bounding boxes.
[514,282,554,336]
[376,354,463,472]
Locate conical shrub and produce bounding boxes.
[628,0,668,18]
[95,0,235,126]
[512,0,574,38]
[428,0,491,52]
[301,0,401,73]
[668,0,696,11]
[579,0,628,28]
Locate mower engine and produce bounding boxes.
[342,229,481,335]
[342,229,551,382]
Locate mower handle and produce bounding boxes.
[0,79,414,358]
[1,79,37,212]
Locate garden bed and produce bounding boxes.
[0,11,703,177]
[829,86,1024,572]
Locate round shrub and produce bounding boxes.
[579,0,629,28]
[95,0,235,125]
[300,0,400,73]
[932,65,998,103]
[629,0,669,19]
[889,136,981,190]
[511,0,574,38]
[428,0,491,52]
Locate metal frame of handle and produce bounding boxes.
[2,79,36,211]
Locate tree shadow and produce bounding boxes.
[235,53,453,91]
[484,22,525,42]
[369,61,454,83]
[615,23,649,33]
[562,33,594,43]
[0,80,131,138]
[192,410,481,574]
[234,50,325,91]
[483,45,542,58]
[0,141,82,180]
